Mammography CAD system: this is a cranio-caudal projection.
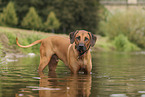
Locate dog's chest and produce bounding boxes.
[77,58,88,68]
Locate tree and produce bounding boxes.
[14,0,100,34]
[21,7,42,30]
[44,0,99,34]
[0,1,18,26]
[0,0,10,13]
[0,13,4,25]
[44,11,60,33]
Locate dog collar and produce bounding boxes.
[78,45,90,59]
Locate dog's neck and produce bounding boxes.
[71,43,90,60]
[77,50,88,59]
[73,46,89,60]
[77,54,85,59]
[78,45,91,59]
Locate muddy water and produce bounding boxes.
[0,52,145,97]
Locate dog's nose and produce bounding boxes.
[79,43,85,50]
[79,43,84,47]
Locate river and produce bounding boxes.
[0,51,145,97]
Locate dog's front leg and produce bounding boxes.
[69,62,80,74]
[84,55,92,74]
[84,64,92,74]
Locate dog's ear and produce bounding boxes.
[69,31,75,44]
[69,30,78,44]
[90,33,97,47]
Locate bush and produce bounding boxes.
[99,9,145,48]
[113,34,140,52]
[0,2,18,26]
[98,5,111,36]
[21,7,42,30]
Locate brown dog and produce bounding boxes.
[16,30,96,74]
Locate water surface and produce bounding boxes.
[0,52,145,97]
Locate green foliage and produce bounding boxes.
[20,41,32,53]
[0,2,18,26]
[0,27,51,54]
[5,32,16,45]
[98,5,111,36]
[113,34,140,52]
[99,9,145,48]
[44,11,60,33]
[26,34,41,54]
[14,0,99,33]
[17,36,40,54]
[0,13,5,25]
[0,0,100,33]
[21,7,42,30]
[14,31,44,54]
[96,36,115,51]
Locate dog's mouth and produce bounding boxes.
[76,45,86,56]
[78,49,85,54]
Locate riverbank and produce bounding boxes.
[0,26,111,55]
[0,26,67,55]
[0,26,141,57]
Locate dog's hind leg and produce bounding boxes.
[38,45,53,72]
[48,54,59,71]
[38,56,51,71]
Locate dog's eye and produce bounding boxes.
[76,36,80,40]
[85,37,89,41]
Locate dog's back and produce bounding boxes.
[41,36,70,65]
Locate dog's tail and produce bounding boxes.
[16,37,42,48]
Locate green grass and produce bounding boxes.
[0,26,141,54]
[113,34,141,52]
[0,42,2,55]
[0,26,67,54]
[95,35,141,52]
[95,36,115,52]
[99,9,145,48]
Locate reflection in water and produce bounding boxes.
[38,71,91,97]
[16,71,92,97]
[110,94,127,97]
[91,52,145,97]
[1,52,145,97]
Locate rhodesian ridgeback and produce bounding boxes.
[16,30,97,74]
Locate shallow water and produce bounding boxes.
[0,52,145,97]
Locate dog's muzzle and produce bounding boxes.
[76,43,86,53]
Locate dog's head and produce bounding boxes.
[69,30,97,54]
